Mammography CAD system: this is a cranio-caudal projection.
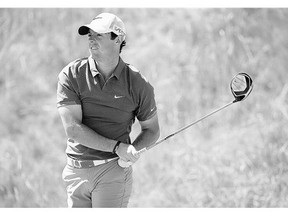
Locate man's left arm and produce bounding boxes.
[132,113,160,151]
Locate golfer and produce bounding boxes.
[57,12,160,207]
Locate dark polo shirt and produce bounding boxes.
[57,56,157,160]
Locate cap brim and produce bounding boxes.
[78,25,90,35]
[79,24,113,35]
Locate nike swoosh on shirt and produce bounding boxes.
[114,95,125,99]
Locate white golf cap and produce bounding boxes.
[78,13,126,40]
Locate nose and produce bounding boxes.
[88,36,96,43]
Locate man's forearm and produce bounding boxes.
[132,128,160,151]
[66,122,117,152]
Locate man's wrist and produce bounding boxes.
[112,141,121,154]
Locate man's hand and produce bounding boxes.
[116,143,140,163]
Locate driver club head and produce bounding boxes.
[230,72,253,102]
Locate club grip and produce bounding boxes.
[117,147,147,168]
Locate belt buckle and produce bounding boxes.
[73,160,82,168]
[92,159,108,167]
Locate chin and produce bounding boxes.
[89,50,99,59]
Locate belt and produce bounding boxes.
[67,157,118,169]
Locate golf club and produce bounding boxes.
[118,72,253,168]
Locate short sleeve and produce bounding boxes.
[134,73,157,121]
[56,66,81,108]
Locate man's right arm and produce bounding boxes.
[58,104,117,152]
[57,104,139,162]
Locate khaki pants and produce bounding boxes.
[62,158,133,208]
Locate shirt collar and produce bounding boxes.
[88,55,100,77]
[88,55,125,80]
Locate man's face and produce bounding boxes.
[88,29,116,56]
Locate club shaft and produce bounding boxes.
[146,100,235,151]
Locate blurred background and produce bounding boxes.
[0,8,288,207]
